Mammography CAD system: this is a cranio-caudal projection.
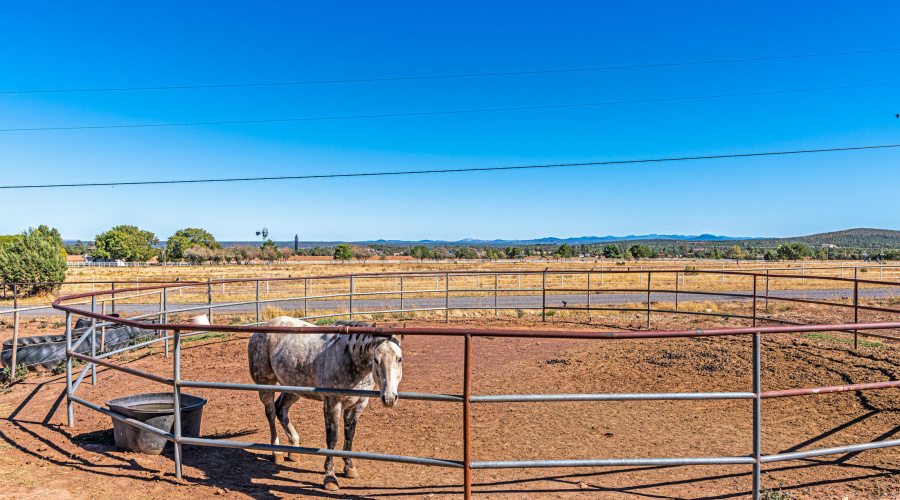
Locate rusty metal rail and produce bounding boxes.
[49,269,900,500]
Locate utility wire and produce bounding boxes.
[2,48,898,94]
[2,143,897,190]
[2,81,898,133]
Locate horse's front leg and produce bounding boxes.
[323,398,343,491]
[342,398,368,479]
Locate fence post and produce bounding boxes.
[675,272,679,312]
[722,264,725,284]
[163,287,169,357]
[111,282,116,315]
[752,331,761,499]
[542,270,547,322]
[400,276,404,313]
[91,295,97,385]
[752,276,757,328]
[100,301,106,351]
[304,278,308,319]
[11,285,19,383]
[463,334,473,500]
[65,311,73,427]
[765,270,770,310]
[173,329,183,479]
[854,268,859,350]
[207,278,213,324]
[158,288,165,346]
[646,271,651,328]
[445,273,450,323]
[256,280,261,324]
[587,271,591,321]
[494,274,498,316]
[350,276,355,320]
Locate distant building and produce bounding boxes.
[821,244,837,248]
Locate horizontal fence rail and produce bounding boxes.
[38,268,900,500]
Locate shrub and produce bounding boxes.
[0,225,67,295]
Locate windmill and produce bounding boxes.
[256,228,268,243]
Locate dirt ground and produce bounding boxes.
[4,309,900,499]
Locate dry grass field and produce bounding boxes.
[3,259,899,309]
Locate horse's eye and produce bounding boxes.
[398,358,403,363]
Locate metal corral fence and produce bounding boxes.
[24,268,900,499]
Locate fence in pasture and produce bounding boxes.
[35,269,900,499]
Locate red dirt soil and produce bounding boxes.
[4,311,900,499]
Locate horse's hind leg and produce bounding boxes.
[274,393,302,461]
[249,334,282,462]
[258,390,283,462]
[322,398,343,491]
[342,398,368,479]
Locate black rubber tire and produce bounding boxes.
[1,320,159,372]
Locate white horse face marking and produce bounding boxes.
[373,340,402,407]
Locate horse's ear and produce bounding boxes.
[391,334,404,345]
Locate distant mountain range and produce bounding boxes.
[209,233,749,247]
[64,228,900,249]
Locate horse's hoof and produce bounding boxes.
[272,452,284,463]
[287,452,302,462]
[324,476,340,491]
[344,467,360,479]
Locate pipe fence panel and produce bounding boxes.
[24,268,900,500]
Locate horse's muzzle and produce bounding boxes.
[381,393,398,407]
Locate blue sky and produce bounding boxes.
[1,1,899,242]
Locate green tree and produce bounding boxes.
[777,243,809,261]
[553,243,574,259]
[484,248,500,261]
[0,235,21,249]
[628,244,653,259]
[505,246,522,259]
[602,244,622,258]
[0,226,68,295]
[724,245,744,260]
[261,239,277,250]
[409,245,430,262]
[166,228,222,261]
[93,225,159,262]
[764,249,778,261]
[333,243,352,262]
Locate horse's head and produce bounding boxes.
[372,335,403,407]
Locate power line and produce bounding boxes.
[2,143,897,190]
[2,48,898,94]
[2,81,898,133]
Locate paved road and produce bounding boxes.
[3,288,897,318]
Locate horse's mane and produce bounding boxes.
[331,319,401,345]
[331,319,375,328]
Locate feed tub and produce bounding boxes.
[105,392,206,454]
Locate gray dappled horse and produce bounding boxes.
[248,317,403,491]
